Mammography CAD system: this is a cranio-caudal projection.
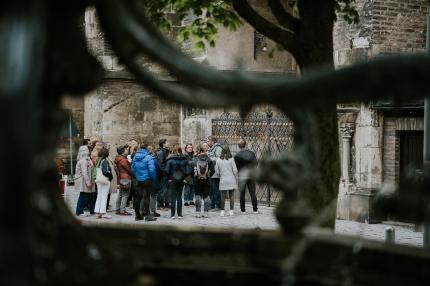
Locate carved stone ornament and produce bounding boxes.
[340,123,355,138]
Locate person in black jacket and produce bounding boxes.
[156,138,170,208]
[234,139,259,214]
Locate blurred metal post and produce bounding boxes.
[266,108,273,206]
[424,0,430,250]
[69,111,74,177]
[385,226,395,244]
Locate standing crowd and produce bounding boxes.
[74,136,260,221]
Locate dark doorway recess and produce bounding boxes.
[399,131,424,187]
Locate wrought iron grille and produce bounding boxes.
[212,111,294,205]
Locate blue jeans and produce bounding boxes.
[183,184,194,203]
[157,176,169,206]
[170,180,184,217]
[210,178,221,209]
[76,192,94,215]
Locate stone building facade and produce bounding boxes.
[59,7,297,172]
[60,2,427,221]
[78,8,296,148]
[335,0,427,222]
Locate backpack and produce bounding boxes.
[172,161,185,181]
[196,157,209,180]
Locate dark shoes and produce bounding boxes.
[154,212,161,217]
[184,202,189,206]
[135,215,143,221]
[190,202,195,206]
[145,216,157,222]
[120,211,132,216]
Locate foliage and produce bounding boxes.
[334,0,359,24]
[140,0,242,51]
[141,0,359,52]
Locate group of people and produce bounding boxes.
[74,135,260,221]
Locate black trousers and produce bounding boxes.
[240,179,258,212]
[133,180,152,218]
[195,178,210,198]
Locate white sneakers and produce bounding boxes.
[171,216,177,219]
[177,216,183,220]
[253,210,261,214]
[220,210,235,216]
[195,212,209,218]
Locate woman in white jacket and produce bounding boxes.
[214,146,238,216]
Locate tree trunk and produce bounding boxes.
[276,0,340,229]
[298,0,340,227]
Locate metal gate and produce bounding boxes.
[212,111,294,205]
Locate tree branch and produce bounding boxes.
[97,1,430,112]
[232,0,297,56]
[267,0,299,32]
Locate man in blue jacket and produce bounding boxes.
[131,142,157,221]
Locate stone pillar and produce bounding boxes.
[340,123,355,184]
[348,104,383,223]
[337,121,356,220]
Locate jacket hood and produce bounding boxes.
[211,142,221,148]
[134,148,149,161]
[114,155,127,164]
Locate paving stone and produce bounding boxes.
[65,185,424,247]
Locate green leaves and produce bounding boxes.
[334,0,359,24]
[140,0,242,51]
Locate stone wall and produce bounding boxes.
[80,7,298,149]
[372,0,427,54]
[334,0,427,222]
[84,78,180,149]
[181,22,297,146]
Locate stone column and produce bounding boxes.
[340,123,355,184]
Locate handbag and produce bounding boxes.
[95,167,109,185]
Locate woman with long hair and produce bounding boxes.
[214,146,238,217]
[147,146,161,218]
[183,143,195,206]
[165,145,188,219]
[94,147,113,219]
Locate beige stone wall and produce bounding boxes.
[206,24,297,73]
[182,19,297,146]
[82,7,297,150]
[84,79,180,150]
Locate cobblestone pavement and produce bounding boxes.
[334,219,423,247]
[64,185,278,230]
[65,185,424,247]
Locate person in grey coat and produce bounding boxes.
[214,146,238,217]
[75,146,95,216]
